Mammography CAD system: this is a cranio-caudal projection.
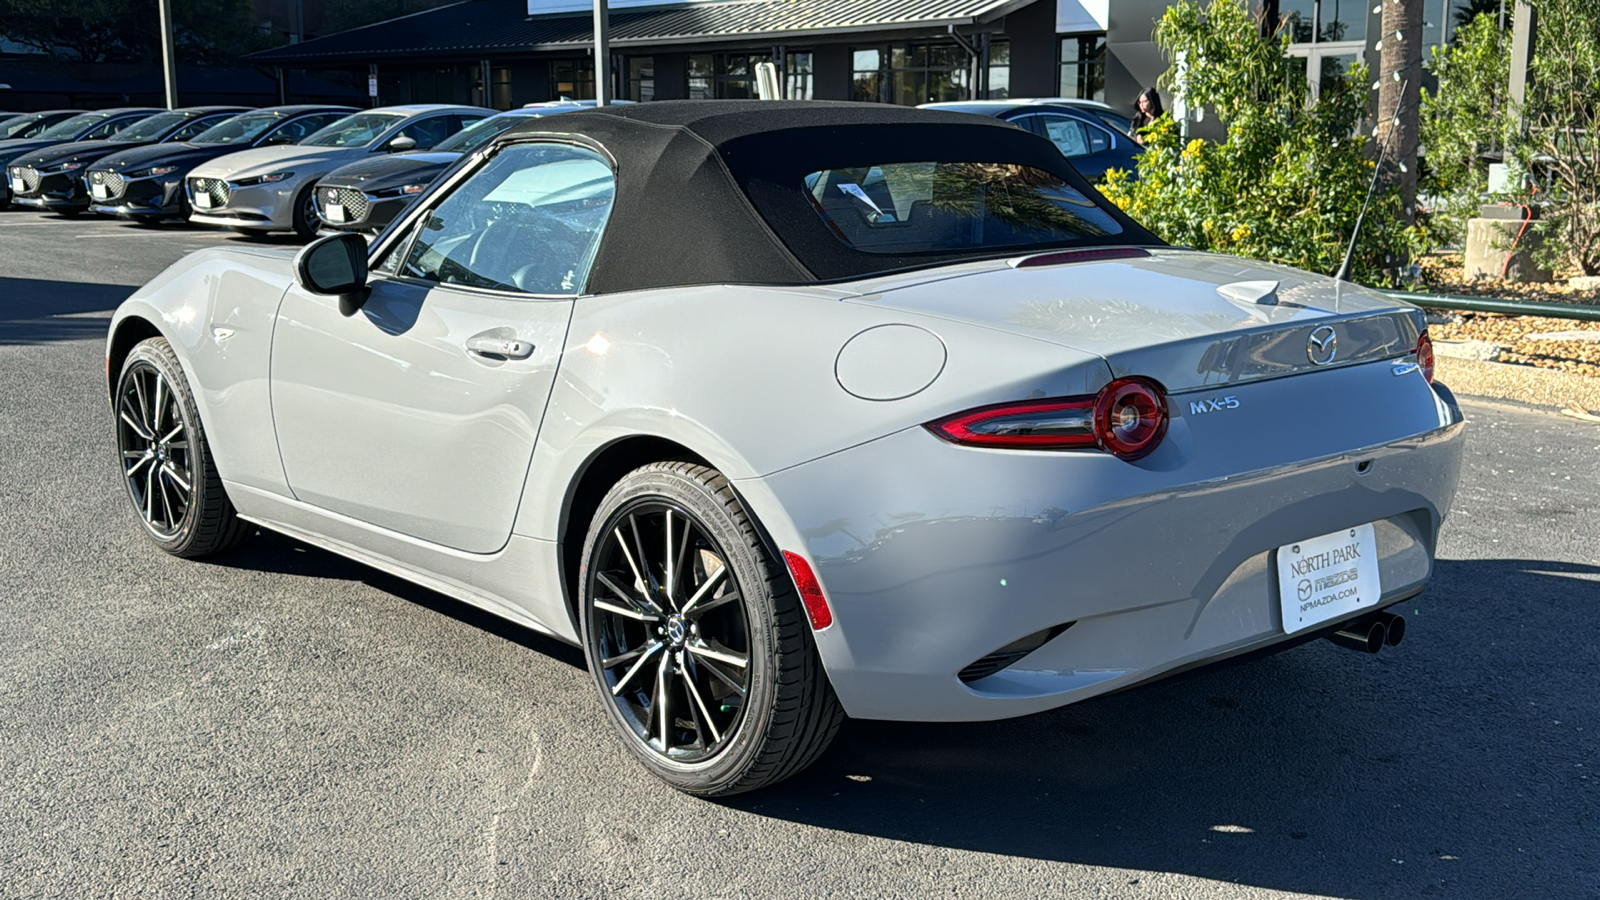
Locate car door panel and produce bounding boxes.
[270,277,572,553]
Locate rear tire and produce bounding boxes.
[579,462,842,796]
[114,337,251,558]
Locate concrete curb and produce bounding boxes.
[1437,355,1600,412]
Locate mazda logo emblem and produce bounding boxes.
[1307,325,1338,366]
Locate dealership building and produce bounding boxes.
[248,0,1480,116]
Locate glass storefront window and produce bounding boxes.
[1058,35,1106,102]
[552,58,595,100]
[852,49,882,103]
[1279,0,1317,42]
[688,54,713,99]
[1318,0,1366,42]
[628,57,654,102]
[786,52,814,100]
[986,41,1011,99]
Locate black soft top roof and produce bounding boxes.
[494,100,1162,294]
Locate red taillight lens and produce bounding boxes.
[1414,330,1435,384]
[926,377,1169,460]
[926,397,1098,449]
[783,550,833,630]
[1093,377,1168,460]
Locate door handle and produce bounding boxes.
[465,336,534,360]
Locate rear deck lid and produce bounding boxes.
[845,248,1423,393]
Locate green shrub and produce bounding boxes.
[1099,0,1417,286]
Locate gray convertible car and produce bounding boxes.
[106,101,1464,796]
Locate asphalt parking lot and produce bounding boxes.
[1,212,1597,899]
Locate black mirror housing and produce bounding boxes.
[293,232,372,315]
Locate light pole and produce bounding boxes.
[593,0,610,105]
[158,0,179,108]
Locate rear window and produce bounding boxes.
[804,162,1121,255]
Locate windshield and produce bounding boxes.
[2,114,49,139]
[108,112,189,143]
[432,114,533,154]
[35,113,109,140]
[302,112,403,147]
[805,162,1121,254]
[192,112,283,145]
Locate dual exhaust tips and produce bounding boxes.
[1327,610,1406,654]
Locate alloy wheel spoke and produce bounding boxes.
[695,654,748,699]
[131,373,153,435]
[610,641,664,696]
[119,406,152,442]
[160,423,184,444]
[597,570,665,617]
[681,658,723,744]
[686,640,748,670]
[160,462,191,496]
[594,597,662,623]
[157,471,175,526]
[654,649,673,750]
[151,373,167,434]
[678,566,727,617]
[665,510,675,601]
[125,451,153,478]
[601,644,654,669]
[143,465,155,524]
[615,524,648,596]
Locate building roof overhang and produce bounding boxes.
[247,0,1035,66]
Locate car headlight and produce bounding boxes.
[138,166,179,178]
[235,171,293,186]
[400,183,426,195]
[47,161,85,173]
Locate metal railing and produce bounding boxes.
[1383,290,1600,323]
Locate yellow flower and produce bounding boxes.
[1181,139,1205,159]
[1231,224,1251,242]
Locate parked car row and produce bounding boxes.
[0,100,639,239]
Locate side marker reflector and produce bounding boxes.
[782,550,833,630]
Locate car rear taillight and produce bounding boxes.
[926,377,1169,460]
[1093,377,1168,459]
[1414,330,1435,383]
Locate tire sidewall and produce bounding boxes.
[578,465,785,793]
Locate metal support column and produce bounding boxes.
[593,0,611,105]
[158,0,179,109]
[1508,0,1537,136]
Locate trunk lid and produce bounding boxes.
[845,249,1423,393]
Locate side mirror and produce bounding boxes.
[388,134,417,152]
[293,232,371,316]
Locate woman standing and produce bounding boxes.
[1129,88,1163,145]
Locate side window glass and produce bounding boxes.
[400,142,615,295]
[1086,123,1111,154]
[85,119,124,140]
[399,117,452,150]
[1042,116,1090,158]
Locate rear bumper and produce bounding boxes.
[743,372,1465,722]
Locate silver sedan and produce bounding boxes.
[105,101,1463,796]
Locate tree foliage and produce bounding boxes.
[1098,0,1416,286]
[0,0,266,64]
[1418,12,1509,246]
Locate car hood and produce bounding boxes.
[846,248,1422,393]
[189,144,370,181]
[319,151,457,189]
[92,142,232,173]
[15,139,145,169]
[1,138,83,166]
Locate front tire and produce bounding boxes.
[579,462,842,796]
[114,338,250,557]
[291,184,319,240]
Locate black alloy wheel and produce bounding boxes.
[580,462,842,796]
[114,338,250,557]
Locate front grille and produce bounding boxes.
[189,177,230,209]
[89,170,126,200]
[13,166,40,193]
[957,623,1074,683]
[319,186,371,223]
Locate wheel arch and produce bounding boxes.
[106,314,165,400]
[557,435,711,634]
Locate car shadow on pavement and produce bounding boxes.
[206,528,588,669]
[724,557,1600,899]
[0,277,131,346]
